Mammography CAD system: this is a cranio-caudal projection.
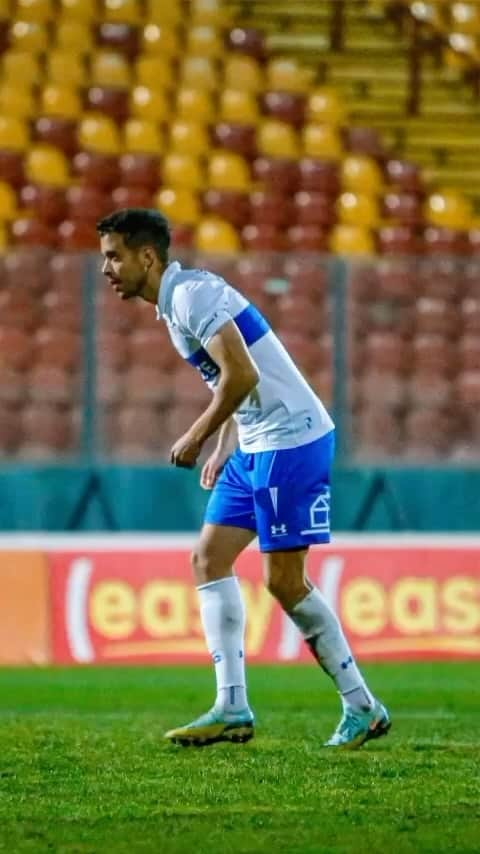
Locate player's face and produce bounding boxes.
[100,232,148,301]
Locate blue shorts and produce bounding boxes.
[204,430,335,552]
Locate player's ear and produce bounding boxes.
[141,246,155,270]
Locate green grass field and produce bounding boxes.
[0,663,478,854]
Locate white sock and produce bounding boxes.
[289,588,375,712]
[197,575,250,715]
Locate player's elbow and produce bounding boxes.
[239,363,260,394]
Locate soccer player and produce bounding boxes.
[97,208,391,749]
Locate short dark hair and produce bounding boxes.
[96,208,171,263]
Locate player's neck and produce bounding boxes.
[140,261,166,305]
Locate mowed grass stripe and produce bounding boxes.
[0,663,478,853]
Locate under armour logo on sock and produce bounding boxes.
[341,655,353,670]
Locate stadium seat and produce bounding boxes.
[343,127,385,160]
[0,181,18,221]
[25,145,70,187]
[163,153,204,191]
[252,157,299,193]
[1,50,41,86]
[57,219,99,249]
[86,85,130,123]
[195,216,241,253]
[130,86,170,122]
[226,26,265,60]
[179,56,218,90]
[425,190,472,229]
[403,407,454,459]
[9,21,48,52]
[112,186,153,208]
[20,403,75,456]
[0,327,34,370]
[412,334,455,376]
[96,23,139,59]
[34,116,77,157]
[219,89,259,124]
[302,124,343,160]
[385,159,423,193]
[288,223,328,252]
[257,119,300,159]
[265,58,311,94]
[0,406,22,455]
[0,84,35,120]
[307,88,345,125]
[12,216,57,247]
[355,407,403,458]
[415,298,460,337]
[341,155,383,194]
[134,56,173,89]
[337,192,380,227]
[96,330,128,370]
[223,55,263,92]
[329,224,375,255]
[187,25,224,58]
[17,0,54,21]
[203,189,249,229]
[169,121,210,157]
[208,151,250,191]
[456,370,480,406]
[377,225,419,255]
[78,114,121,154]
[0,116,29,152]
[55,21,93,53]
[66,184,110,223]
[20,184,67,226]
[277,294,323,336]
[40,85,81,120]
[242,223,287,252]
[141,25,180,58]
[450,2,480,34]
[28,365,75,406]
[212,123,257,159]
[4,247,52,293]
[124,365,173,405]
[145,0,182,25]
[0,369,26,407]
[34,327,81,371]
[119,152,160,190]
[42,289,81,332]
[0,290,40,331]
[90,50,131,87]
[461,298,480,333]
[129,328,178,371]
[293,191,335,228]
[59,0,96,20]
[123,119,164,155]
[424,225,467,255]
[419,258,458,300]
[383,192,423,226]
[46,51,87,87]
[459,335,480,370]
[261,92,305,127]
[113,404,163,458]
[298,158,340,194]
[191,0,228,26]
[103,0,142,24]
[250,190,293,227]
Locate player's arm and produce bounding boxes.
[190,320,259,444]
[170,321,258,467]
[216,416,238,456]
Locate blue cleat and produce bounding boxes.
[164,707,255,747]
[324,700,391,749]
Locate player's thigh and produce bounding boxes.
[192,523,257,585]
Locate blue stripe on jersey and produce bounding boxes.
[187,347,220,381]
[234,303,270,346]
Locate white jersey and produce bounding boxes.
[156,261,334,452]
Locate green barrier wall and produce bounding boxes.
[1,465,478,531]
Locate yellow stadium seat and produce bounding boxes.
[190,0,228,26]
[123,119,164,154]
[134,56,173,89]
[55,21,93,53]
[103,0,142,24]
[90,51,131,87]
[307,88,345,125]
[169,120,210,157]
[0,85,35,120]
[329,224,374,256]
[40,84,82,119]
[186,25,224,58]
[10,21,48,52]
[302,124,342,159]
[176,87,215,122]
[223,55,263,92]
[162,153,204,190]
[0,225,7,253]
[219,89,259,124]
[336,191,380,227]
[195,216,240,253]
[46,51,87,86]
[451,2,480,34]
[141,25,180,58]
[341,154,383,194]
[180,56,218,90]
[16,0,54,20]
[425,190,473,229]
[445,32,480,65]
[257,119,300,159]
[25,144,70,186]
[266,58,312,94]
[78,113,121,154]
[59,0,96,20]
[155,187,200,225]
[144,0,182,25]
[130,86,170,121]
[0,181,18,221]
[0,117,29,151]
[208,151,250,191]
[1,51,40,86]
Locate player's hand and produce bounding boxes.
[200,450,228,490]
[170,432,202,468]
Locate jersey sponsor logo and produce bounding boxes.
[300,487,331,536]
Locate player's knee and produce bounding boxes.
[190,544,226,585]
[264,561,309,610]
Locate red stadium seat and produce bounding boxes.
[260,91,305,127]
[383,192,423,226]
[376,258,416,299]
[28,364,76,405]
[111,186,153,209]
[124,365,173,405]
[288,225,328,252]
[33,117,78,157]
[97,369,124,407]
[293,191,336,228]
[0,405,22,455]
[20,403,75,456]
[73,151,121,191]
[163,402,207,446]
[276,331,324,374]
[424,226,468,255]
[419,258,461,300]
[241,224,288,252]
[212,123,257,159]
[415,298,459,336]
[58,219,98,249]
[4,247,51,293]
[128,328,178,371]
[96,22,139,58]
[0,327,33,370]
[85,86,130,124]
[364,332,410,374]
[118,152,160,191]
[113,404,163,458]
[97,330,129,370]
[0,368,26,406]
[343,127,385,159]
[202,189,250,229]
[458,335,480,370]
[283,255,329,301]
[249,190,293,227]
[298,158,340,194]
[385,159,423,193]
[66,185,111,223]
[403,407,455,459]
[0,151,25,188]
[408,370,452,408]
[456,370,480,406]
[461,298,480,333]
[0,291,41,331]
[276,294,324,336]
[252,157,299,194]
[19,184,67,227]
[42,289,81,332]
[49,252,83,292]
[355,407,403,458]
[11,218,57,248]
[226,27,265,60]
[376,225,420,255]
[34,327,81,371]
[412,334,456,376]
[172,365,212,405]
